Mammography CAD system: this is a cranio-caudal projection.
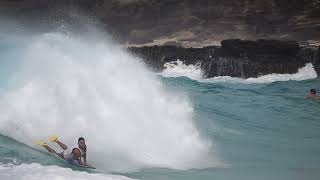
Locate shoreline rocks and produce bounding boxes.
[129,39,319,78]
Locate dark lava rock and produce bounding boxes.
[315,47,320,75]
[129,39,319,78]
[128,45,216,72]
[220,39,300,60]
[1,0,320,46]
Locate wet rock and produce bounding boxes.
[1,0,320,46]
[315,47,320,75]
[129,39,319,78]
[129,45,215,72]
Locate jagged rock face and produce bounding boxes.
[129,39,319,78]
[220,39,300,60]
[202,39,306,78]
[95,0,320,47]
[0,0,319,47]
[315,47,320,74]
[129,46,216,72]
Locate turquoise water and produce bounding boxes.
[0,31,319,180]
[126,77,320,180]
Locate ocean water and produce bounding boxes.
[0,29,320,180]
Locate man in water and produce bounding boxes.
[39,136,88,166]
[306,89,320,100]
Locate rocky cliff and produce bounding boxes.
[0,0,320,47]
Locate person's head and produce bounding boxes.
[71,148,81,159]
[310,89,317,95]
[78,137,86,148]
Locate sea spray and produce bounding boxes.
[161,60,203,80]
[0,32,221,172]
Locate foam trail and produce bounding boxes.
[161,60,202,80]
[0,32,220,172]
[203,63,317,84]
[0,163,135,180]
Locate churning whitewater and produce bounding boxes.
[0,163,134,180]
[0,32,221,173]
[161,60,317,83]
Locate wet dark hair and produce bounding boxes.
[72,148,80,154]
[78,137,85,142]
[71,148,81,159]
[310,89,317,94]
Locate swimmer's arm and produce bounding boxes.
[305,96,320,100]
[83,153,87,163]
[79,159,95,168]
[79,161,95,168]
[82,145,87,163]
[77,158,87,166]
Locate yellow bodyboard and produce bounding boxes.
[35,140,47,147]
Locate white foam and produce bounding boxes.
[161,60,202,80]
[160,60,317,84]
[0,32,221,172]
[0,163,135,180]
[203,63,317,84]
